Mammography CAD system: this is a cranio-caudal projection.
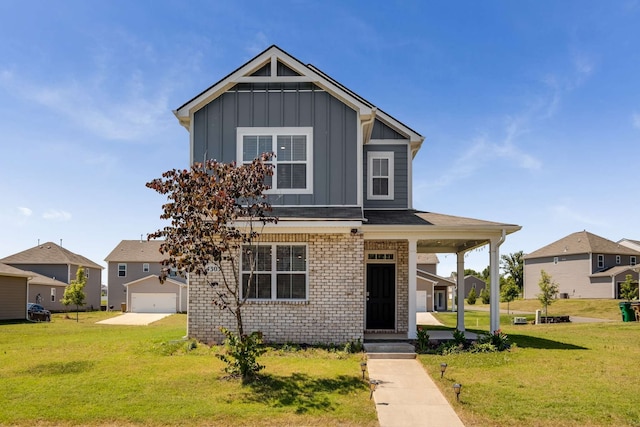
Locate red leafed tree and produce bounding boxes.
[146,154,277,337]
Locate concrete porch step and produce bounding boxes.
[363,342,417,359]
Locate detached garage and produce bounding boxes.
[0,263,30,321]
[124,275,187,313]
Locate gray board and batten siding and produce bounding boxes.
[192,82,358,206]
[363,118,410,209]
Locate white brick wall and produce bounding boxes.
[188,233,365,344]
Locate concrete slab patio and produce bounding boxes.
[96,313,173,325]
[367,359,465,427]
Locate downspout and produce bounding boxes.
[489,229,507,333]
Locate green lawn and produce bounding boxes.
[472,298,624,321]
[420,309,640,426]
[0,312,377,426]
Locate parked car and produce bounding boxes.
[27,303,51,322]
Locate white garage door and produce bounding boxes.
[130,293,176,313]
[416,291,427,312]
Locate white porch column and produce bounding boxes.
[408,239,418,339]
[456,251,465,331]
[489,232,506,333]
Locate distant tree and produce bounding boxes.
[501,277,520,314]
[146,154,276,382]
[501,251,524,292]
[537,270,559,318]
[62,266,87,322]
[464,268,480,277]
[467,287,477,305]
[619,274,639,301]
[479,286,490,304]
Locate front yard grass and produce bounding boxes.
[0,312,377,426]
[421,310,640,426]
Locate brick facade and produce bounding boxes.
[364,240,408,334]
[187,233,366,344]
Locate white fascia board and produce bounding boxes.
[375,111,425,149]
[174,47,373,127]
[362,225,521,241]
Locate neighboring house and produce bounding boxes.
[104,240,187,313]
[464,275,487,298]
[619,238,640,253]
[172,45,521,343]
[0,242,103,311]
[416,254,455,312]
[523,230,640,299]
[0,263,30,321]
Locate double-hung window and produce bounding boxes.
[237,127,313,194]
[242,244,308,300]
[367,151,394,200]
[118,263,127,277]
[631,256,637,266]
[597,254,604,269]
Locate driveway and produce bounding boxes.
[96,313,173,325]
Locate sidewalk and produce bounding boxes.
[367,359,465,427]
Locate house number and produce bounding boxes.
[206,264,220,273]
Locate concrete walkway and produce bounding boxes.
[367,359,464,427]
[96,313,173,325]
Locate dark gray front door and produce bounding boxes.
[366,264,395,329]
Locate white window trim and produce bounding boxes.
[241,243,309,301]
[597,254,604,269]
[50,288,56,302]
[236,127,313,195]
[143,263,150,273]
[616,255,621,265]
[553,257,558,265]
[631,256,637,266]
[367,151,394,200]
[118,263,127,278]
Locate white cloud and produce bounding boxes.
[18,207,32,217]
[42,209,72,221]
[550,205,608,228]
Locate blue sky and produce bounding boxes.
[1,1,639,277]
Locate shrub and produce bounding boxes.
[477,329,511,351]
[216,327,266,382]
[416,326,430,353]
[480,287,490,304]
[343,338,364,353]
[467,287,477,305]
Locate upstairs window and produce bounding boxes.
[367,151,394,200]
[118,263,127,277]
[143,263,149,273]
[631,256,637,266]
[237,127,313,194]
[597,254,604,269]
[616,255,621,265]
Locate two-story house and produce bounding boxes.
[523,230,640,299]
[0,242,103,311]
[105,240,187,313]
[171,45,520,344]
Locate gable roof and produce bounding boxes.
[417,253,439,264]
[104,240,166,263]
[0,242,103,270]
[417,269,455,286]
[525,231,640,259]
[590,266,639,278]
[123,274,186,288]
[174,45,424,151]
[0,262,31,279]
[27,271,68,287]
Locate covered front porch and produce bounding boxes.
[362,210,521,340]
